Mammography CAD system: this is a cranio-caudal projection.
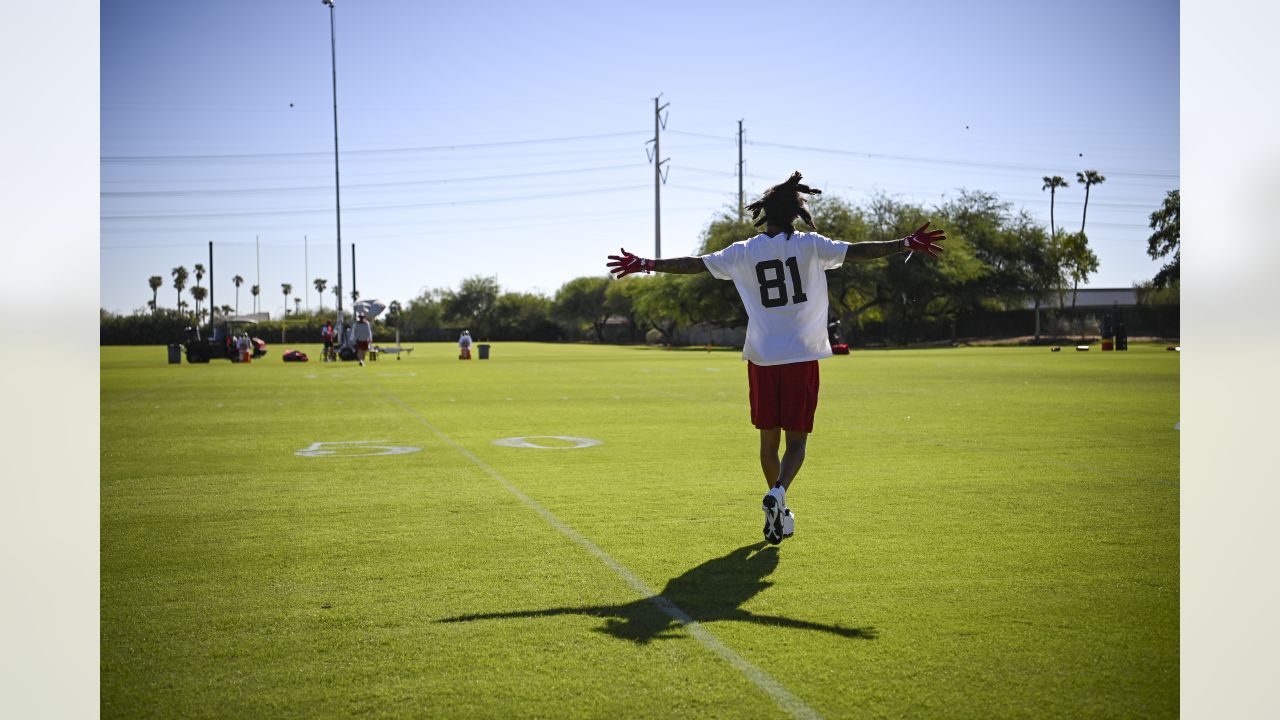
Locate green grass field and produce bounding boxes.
[100,342,1178,719]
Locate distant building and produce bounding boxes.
[1029,288,1138,309]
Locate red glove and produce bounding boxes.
[902,222,946,262]
[607,248,655,278]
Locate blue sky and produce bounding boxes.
[101,0,1179,316]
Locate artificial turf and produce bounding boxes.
[100,341,1178,718]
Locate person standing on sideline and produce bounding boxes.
[607,171,945,545]
[458,329,473,360]
[321,320,336,362]
[353,314,373,366]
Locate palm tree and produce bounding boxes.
[294,298,302,316]
[191,286,208,321]
[232,275,245,316]
[1040,176,1070,315]
[281,283,293,318]
[1076,170,1106,233]
[314,278,328,313]
[251,284,260,314]
[351,288,360,303]
[171,266,189,315]
[1041,175,1069,239]
[148,275,163,313]
[192,263,206,319]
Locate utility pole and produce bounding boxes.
[737,119,745,221]
[351,244,357,305]
[304,235,309,313]
[646,95,670,258]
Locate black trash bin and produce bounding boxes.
[478,343,490,360]
[1116,323,1128,351]
[167,344,182,364]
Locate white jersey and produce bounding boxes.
[702,231,848,366]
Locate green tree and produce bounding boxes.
[553,276,611,341]
[1076,170,1106,233]
[171,266,189,316]
[402,288,445,335]
[691,211,757,327]
[1058,231,1099,310]
[281,283,292,318]
[148,275,163,313]
[442,276,500,338]
[232,275,244,316]
[808,196,889,335]
[1020,223,1064,338]
[313,278,328,313]
[933,191,1041,341]
[1146,189,1180,289]
[491,292,557,341]
[603,279,643,342]
[626,274,694,346]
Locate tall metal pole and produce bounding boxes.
[207,241,215,336]
[351,243,357,305]
[324,0,344,324]
[304,235,309,313]
[737,119,744,221]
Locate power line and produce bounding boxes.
[666,129,1177,181]
[100,162,647,199]
[100,184,651,221]
[101,131,648,163]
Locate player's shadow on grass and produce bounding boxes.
[438,542,877,643]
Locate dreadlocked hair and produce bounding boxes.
[744,171,822,237]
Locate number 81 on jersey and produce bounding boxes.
[755,258,808,308]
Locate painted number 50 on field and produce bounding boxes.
[295,440,422,458]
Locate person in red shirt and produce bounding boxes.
[321,320,336,362]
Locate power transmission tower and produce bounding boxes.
[646,95,670,258]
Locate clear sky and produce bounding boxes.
[100,0,1179,317]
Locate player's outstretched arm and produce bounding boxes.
[844,222,947,263]
[607,248,707,277]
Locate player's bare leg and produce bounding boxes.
[776,430,808,491]
[759,427,782,488]
[760,427,802,544]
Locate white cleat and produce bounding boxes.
[781,508,795,540]
[763,488,788,545]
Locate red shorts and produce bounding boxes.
[356,340,370,351]
[747,360,820,432]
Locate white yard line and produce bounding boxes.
[371,384,823,720]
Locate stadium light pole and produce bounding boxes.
[323,0,344,324]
